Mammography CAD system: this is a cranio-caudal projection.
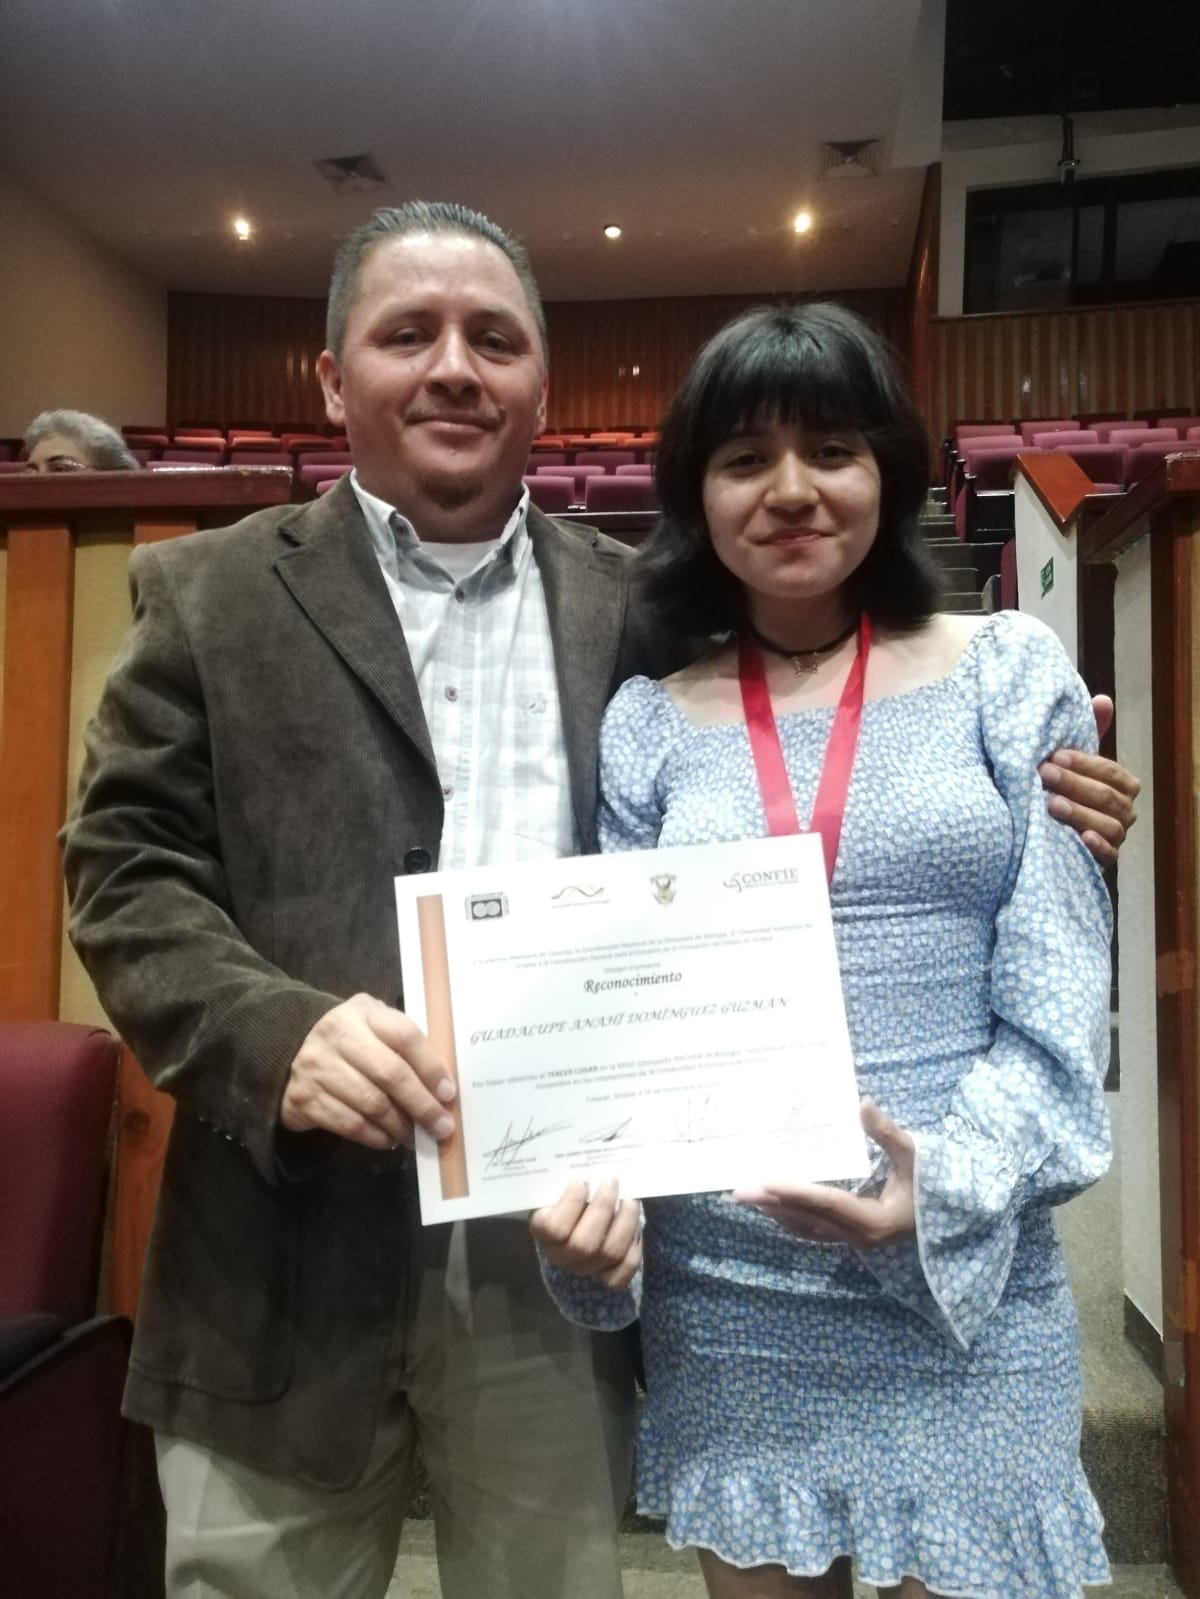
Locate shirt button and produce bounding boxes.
[403,847,432,874]
[445,685,458,702]
[454,588,465,603]
[442,784,454,800]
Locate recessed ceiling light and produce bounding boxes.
[233,218,252,241]
[603,224,622,240]
[793,210,814,235]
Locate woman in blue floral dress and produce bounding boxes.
[532,304,1114,1599]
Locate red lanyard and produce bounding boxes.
[737,615,872,885]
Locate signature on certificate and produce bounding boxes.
[482,1117,572,1170]
[667,1093,736,1147]
[580,1115,634,1146]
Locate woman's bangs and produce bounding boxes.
[702,322,887,445]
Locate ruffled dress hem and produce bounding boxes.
[639,1452,1111,1599]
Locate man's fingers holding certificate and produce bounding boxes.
[531,1179,643,1290]
[280,992,458,1151]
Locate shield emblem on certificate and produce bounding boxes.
[650,873,676,905]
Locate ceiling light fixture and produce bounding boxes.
[603,224,622,240]
[793,210,814,235]
[233,218,252,241]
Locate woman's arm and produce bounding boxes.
[742,614,1113,1350]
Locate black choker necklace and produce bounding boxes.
[747,616,860,679]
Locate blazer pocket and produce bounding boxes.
[130,1116,301,1403]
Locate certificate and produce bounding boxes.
[395,833,868,1223]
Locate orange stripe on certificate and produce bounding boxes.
[416,894,469,1199]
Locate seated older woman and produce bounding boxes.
[23,409,139,473]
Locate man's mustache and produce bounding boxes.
[404,407,503,431]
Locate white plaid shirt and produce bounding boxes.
[352,473,577,870]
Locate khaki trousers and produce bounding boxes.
[156,1209,636,1599]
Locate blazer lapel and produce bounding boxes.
[529,508,631,852]
[271,478,437,774]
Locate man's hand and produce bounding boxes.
[280,993,457,1151]
[530,1178,643,1290]
[733,1101,915,1249]
[1039,694,1141,869]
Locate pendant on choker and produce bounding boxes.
[748,616,860,678]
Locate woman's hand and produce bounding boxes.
[530,1178,643,1289]
[734,1100,916,1248]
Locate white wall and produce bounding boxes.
[939,108,1200,318]
[1012,474,1079,665]
[0,168,167,438]
[1111,532,1162,1334]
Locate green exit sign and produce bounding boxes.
[1040,557,1054,596]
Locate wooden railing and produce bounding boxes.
[0,468,292,1314]
[1081,454,1200,1595]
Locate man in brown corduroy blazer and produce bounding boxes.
[63,201,1137,1599]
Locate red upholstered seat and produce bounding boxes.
[0,461,27,475]
[161,448,224,465]
[1018,419,1074,443]
[0,1022,120,1319]
[299,463,351,489]
[297,451,353,471]
[1047,444,1127,485]
[574,450,636,471]
[1091,419,1148,441]
[584,475,659,512]
[954,422,1015,443]
[615,463,655,476]
[1032,429,1098,448]
[0,1022,130,1593]
[1107,427,1181,448]
[229,450,292,466]
[524,474,574,513]
[1124,441,1179,484]
[122,432,169,451]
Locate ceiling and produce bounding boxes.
[0,0,944,304]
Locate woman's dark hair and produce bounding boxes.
[641,301,940,639]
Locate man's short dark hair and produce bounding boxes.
[640,301,941,640]
[22,409,138,471]
[325,201,548,365]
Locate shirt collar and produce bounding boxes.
[351,470,530,588]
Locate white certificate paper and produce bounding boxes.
[395,833,868,1223]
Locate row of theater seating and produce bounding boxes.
[953,439,1198,543]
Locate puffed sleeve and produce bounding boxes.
[596,674,675,852]
[859,611,1113,1350]
[538,676,675,1326]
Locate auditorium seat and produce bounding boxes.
[122,432,169,451]
[1169,417,1200,437]
[229,450,292,466]
[314,478,340,496]
[1019,419,1074,443]
[226,429,274,443]
[545,463,606,498]
[1092,419,1149,442]
[1047,443,1126,489]
[161,448,225,465]
[0,1022,129,1597]
[1032,429,1098,448]
[954,422,1016,442]
[527,451,568,468]
[615,463,655,476]
[1108,427,1181,448]
[280,433,334,452]
[173,428,224,443]
[1188,426,1200,442]
[298,463,351,491]
[584,475,658,512]
[524,475,574,514]
[227,435,283,452]
[297,450,353,471]
[575,450,636,471]
[0,461,26,475]
[1124,442,1180,485]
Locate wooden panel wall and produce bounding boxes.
[166,287,906,433]
[929,299,1200,444]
